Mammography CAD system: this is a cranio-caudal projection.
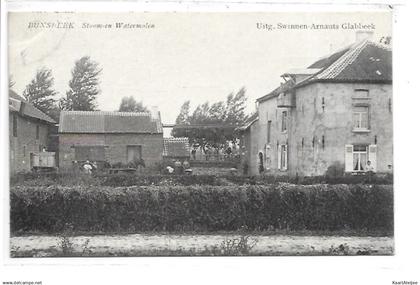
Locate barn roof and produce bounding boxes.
[59,111,163,134]
[9,90,56,124]
[163,137,190,157]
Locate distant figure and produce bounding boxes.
[191,148,196,160]
[366,160,374,183]
[225,146,232,157]
[166,165,174,174]
[83,160,93,175]
[366,160,374,172]
[182,160,190,170]
[174,159,182,174]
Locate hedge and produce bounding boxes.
[10,184,393,234]
[10,172,393,187]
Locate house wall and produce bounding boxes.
[250,82,393,176]
[9,112,50,174]
[59,133,164,169]
[289,82,393,176]
[254,98,289,175]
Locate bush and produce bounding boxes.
[10,184,393,234]
[10,172,393,187]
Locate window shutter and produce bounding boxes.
[345,145,353,172]
[368,145,377,171]
[277,145,281,170]
[284,144,288,170]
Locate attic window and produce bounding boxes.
[354,89,369,99]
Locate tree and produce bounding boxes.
[22,67,58,117]
[175,101,191,124]
[224,87,247,125]
[60,56,102,111]
[172,87,249,146]
[118,96,149,112]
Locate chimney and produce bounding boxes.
[356,31,374,43]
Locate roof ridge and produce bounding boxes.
[315,40,369,80]
[61,110,151,116]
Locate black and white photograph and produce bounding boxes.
[6,10,395,258]
[2,2,420,284]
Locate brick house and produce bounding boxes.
[9,90,56,174]
[247,39,392,176]
[58,110,163,169]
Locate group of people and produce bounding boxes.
[190,144,239,161]
[165,159,191,175]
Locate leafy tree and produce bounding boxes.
[22,67,58,117]
[172,88,248,146]
[175,100,191,124]
[224,87,247,125]
[60,56,102,111]
[118,96,149,112]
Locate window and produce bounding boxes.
[353,106,369,130]
[267,121,272,143]
[355,89,369,98]
[322,97,325,112]
[278,144,288,170]
[281,111,287,132]
[345,144,377,172]
[12,114,17,137]
[36,125,40,140]
[352,145,368,172]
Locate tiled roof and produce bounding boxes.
[296,40,392,88]
[59,111,163,134]
[256,80,295,103]
[163,137,190,157]
[9,90,56,124]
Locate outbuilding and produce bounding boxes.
[58,110,163,170]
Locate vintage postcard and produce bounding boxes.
[7,10,393,258]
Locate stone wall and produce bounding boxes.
[250,82,393,176]
[9,113,50,174]
[59,133,164,169]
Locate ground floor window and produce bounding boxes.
[278,144,288,170]
[353,145,367,171]
[345,144,377,172]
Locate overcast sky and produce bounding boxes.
[9,12,391,124]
